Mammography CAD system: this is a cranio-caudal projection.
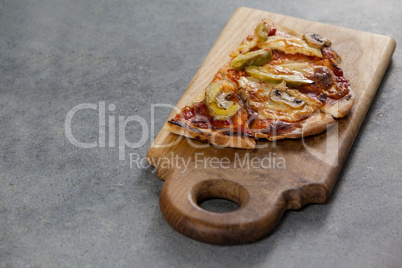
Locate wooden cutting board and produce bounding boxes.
[146,7,396,244]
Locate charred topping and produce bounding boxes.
[319,93,328,103]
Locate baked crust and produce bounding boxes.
[165,121,256,149]
[323,85,356,118]
[253,112,336,140]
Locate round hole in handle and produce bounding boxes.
[199,198,240,213]
[191,179,250,213]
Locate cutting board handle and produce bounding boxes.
[159,170,287,244]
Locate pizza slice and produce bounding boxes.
[165,19,355,148]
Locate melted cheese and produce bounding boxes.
[238,77,317,122]
[274,62,315,75]
[261,63,314,78]
[251,101,316,122]
[230,36,258,58]
[258,36,322,57]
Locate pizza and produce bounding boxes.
[165,19,355,149]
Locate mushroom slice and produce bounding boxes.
[237,87,249,102]
[303,33,332,49]
[215,91,234,109]
[270,89,305,109]
[237,79,252,108]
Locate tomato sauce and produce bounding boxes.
[171,101,253,137]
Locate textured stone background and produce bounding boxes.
[0,0,401,267]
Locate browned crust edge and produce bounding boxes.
[254,112,337,140]
[164,121,256,149]
[323,85,356,118]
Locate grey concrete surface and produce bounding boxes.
[0,0,401,267]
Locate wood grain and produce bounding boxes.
[146,7,396,244]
